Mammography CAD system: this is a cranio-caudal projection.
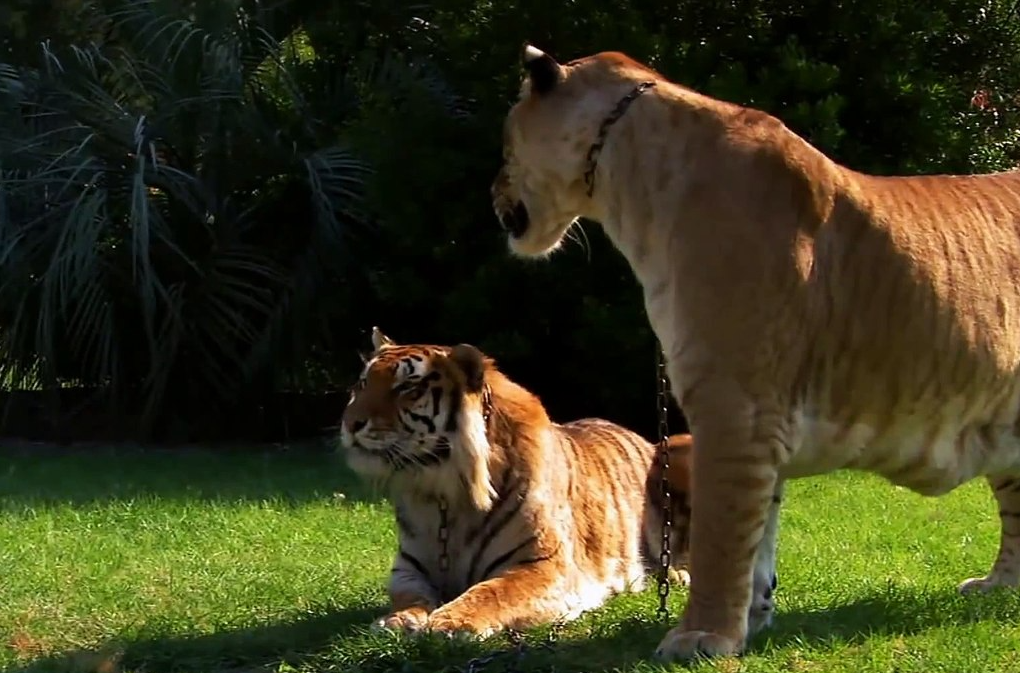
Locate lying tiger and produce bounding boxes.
[338,327,693,638]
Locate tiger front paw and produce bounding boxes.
[425,608,499,640]
[372,606,430,634]
[654,626,743,662]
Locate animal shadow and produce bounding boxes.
[760,581,1020,648]
[7,584,1014,673]
[343,583,1020,672]
[2,604,384,673]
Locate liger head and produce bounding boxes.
[491,43,661,257]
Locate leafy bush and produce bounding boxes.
[4,0,1020,441]
[323,0,1020,437]
[0,1,370,433]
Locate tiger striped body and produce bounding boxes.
[339,328,691,638]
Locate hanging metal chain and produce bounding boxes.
[438,496,450,573]
[655,346,673,622]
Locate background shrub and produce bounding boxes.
[2,0,1019,441]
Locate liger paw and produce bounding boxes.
[747,572,777,635]
[958,574,1019,595]
[654,627,742,662]
[668,567,691,587]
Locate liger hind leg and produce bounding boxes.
[426,559,567,639]
[748,481,784,635]
[959,474,1020,593]
[654,387,783,663]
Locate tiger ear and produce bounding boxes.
[522,43,562,95]
[371,326,395,352]
[448,343,486,393]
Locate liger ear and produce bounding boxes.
[522,43,562,95]
[448,343,487,393]
[371,326,395,352]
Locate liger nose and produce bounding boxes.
[498,201,530,237]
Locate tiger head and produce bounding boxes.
[491,43,662,258]
[339,327,498,510]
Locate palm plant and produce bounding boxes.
[0,0,372,436]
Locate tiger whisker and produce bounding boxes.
[385,442,445,471]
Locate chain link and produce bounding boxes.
[583,81,657,197]
[655,346,673,622]
[459,623,562,673]
[438,496,450,573]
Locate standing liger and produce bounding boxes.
[491,44,1020,661]
[338,328,692,638]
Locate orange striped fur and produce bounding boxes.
[338,328,692,638]
[492,44,1020,661]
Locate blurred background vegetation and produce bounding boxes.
[2,0,1020,442]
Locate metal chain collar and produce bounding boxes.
[438,496,451,573]
[655,346,673,621]
[583,81,658,197]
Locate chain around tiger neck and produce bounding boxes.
[583,80,657,198]
[437,384,494,576]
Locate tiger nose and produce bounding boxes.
[348,419,367,434]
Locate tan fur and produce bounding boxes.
[492,44,1020,661]
[339,330,691,638]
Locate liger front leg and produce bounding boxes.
[654,390,781,662]
[426,559,565,639]
[959,474,1020,593]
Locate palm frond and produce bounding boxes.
[0,0,396,437]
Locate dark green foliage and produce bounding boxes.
[2,0,1020,440]
[0,1,372,435]
[329,0,1020,437]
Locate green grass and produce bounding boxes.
[2,441,1019,673]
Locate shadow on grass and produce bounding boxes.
[0,438,388,508]
[329,583,1020,672]
[2,604,386,673]
[5,584,1017,673]
[759,582,1020,649]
